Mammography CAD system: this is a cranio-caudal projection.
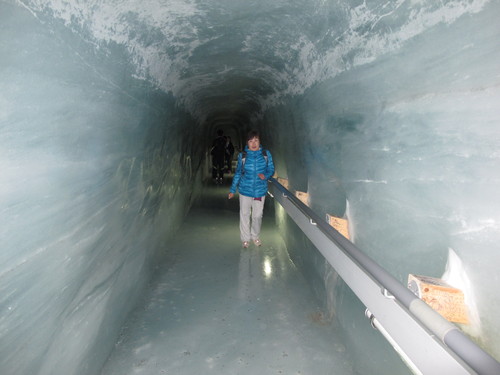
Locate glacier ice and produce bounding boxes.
[1,0,499,374]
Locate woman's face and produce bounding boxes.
[247,137,260,151]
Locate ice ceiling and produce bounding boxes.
[20,0,490,123]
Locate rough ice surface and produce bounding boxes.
[1,0,499,374]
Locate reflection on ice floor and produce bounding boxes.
[101,182,353,375]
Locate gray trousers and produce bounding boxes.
[239,195,266,242]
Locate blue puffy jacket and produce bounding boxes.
[230,146,275,198]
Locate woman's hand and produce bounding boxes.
[258,173,265,180]
[228,192,234,199]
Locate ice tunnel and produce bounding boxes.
[1,0,500,374]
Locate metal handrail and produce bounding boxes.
[268,177,500,375]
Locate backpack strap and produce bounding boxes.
[241,149,268,175]
[241,151,247,175]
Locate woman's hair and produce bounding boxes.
[246,130,260,141]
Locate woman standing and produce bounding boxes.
[228,130,275,248]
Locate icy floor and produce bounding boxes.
[101,180,353,375]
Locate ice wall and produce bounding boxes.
[0,3,203,374]
[266,1,500,369]
[1,0,499,374]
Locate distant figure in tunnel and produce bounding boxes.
[228,130,275,248]
[225,136,235,173]
[211,129,227,184]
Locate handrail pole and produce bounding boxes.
[268,177,500,375]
